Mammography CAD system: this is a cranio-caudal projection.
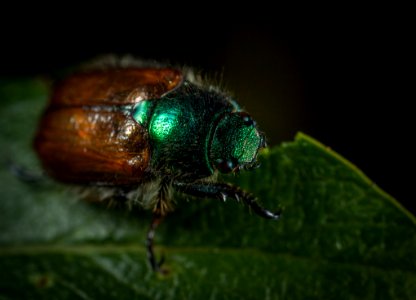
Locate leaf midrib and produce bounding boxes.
[1,244,415,275]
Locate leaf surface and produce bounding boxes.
[0,79,415,300]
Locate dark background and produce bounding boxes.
[1,15,413,212]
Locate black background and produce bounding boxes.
[1,12,413,213]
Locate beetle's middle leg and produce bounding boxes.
[146,213,165,273]
[146,177,172,273]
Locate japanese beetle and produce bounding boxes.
[34,61,280,272]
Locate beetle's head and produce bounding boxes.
[209,111,266,174]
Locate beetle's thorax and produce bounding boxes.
[132,81,235,179]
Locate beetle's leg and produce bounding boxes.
[173,181,281,220]
[146,213,166,273]
[145,177,173,273]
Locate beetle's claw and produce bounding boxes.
[158,254,165,268]
[264,209,281,220]
[155,254,170,275]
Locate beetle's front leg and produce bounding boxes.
[173,181,280,220]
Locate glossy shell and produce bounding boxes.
[34,68,183,185]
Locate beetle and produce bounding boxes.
[34,62,280,272]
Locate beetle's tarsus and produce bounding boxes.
[240,192,281,220]
[158,254,165,269]
[146,213,167,273]
[173,181,281,220]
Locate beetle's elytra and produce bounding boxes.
[34,61,280,272]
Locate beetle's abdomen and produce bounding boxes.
[34,107,151,185]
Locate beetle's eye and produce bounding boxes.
[215,159,235,173]
[237,112,256,126]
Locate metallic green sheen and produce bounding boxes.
[132,101,152,126]
[132,81,262,180]
[210,114,262,166]
[233,125,261,163]
[150,110,180,141]
[144,82,236,179]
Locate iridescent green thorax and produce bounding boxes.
[132,81,263,179]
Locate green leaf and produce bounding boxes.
[1,79,415,300]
